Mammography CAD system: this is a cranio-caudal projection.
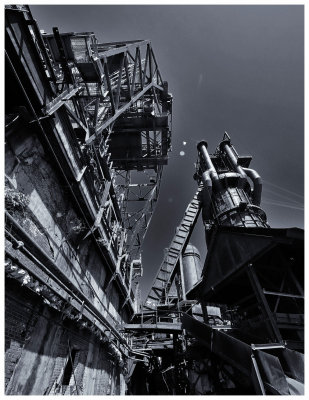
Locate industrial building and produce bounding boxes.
[5,5,303,395]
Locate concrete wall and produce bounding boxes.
[5,126,129,394]
[5,280,126,395]
[5,127,127,325]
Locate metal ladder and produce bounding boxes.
[143,186,203,310]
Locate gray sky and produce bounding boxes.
[30,5,304,299]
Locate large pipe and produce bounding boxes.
[197,141,216,220]
[219,139,247,188]
[200,170,213,220]
[220,139,263,206]
[197,141,221,190]
[197,141,216,174]
[243,167,262,206]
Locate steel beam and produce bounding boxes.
[247,264,283,343]
[87,82,163,142]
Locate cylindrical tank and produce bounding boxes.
[182,243,202,294]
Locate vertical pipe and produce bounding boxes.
[178,254,187,301]
[219,139,247,188]
[197,141,217,221]
[197,141,220,184]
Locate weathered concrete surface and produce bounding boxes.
[5,127,129,395]
[5,282,126,395]
[5,129,126,326]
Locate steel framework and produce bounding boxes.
[41,28,172,262]
[125,135,304,395]
[5,4,171,371]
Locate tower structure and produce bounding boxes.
[129,134,304,395]
[182,135,304,394]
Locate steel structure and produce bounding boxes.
[6,3,172,294]
[5,5,303,396]
[42,26,172,262]
[125,134,304,395]
[183,135,304,394]
[5,5,172,395]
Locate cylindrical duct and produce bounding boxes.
[182,243,202,294]
[243,167,262,206]
[197,141,216,174]
[197,141,221,190]
[219,139,247,188]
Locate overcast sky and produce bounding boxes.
[31,5,304,299]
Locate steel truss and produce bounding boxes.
[5,4,171,357]
[7,15,172,269]
[40,28,172,263]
